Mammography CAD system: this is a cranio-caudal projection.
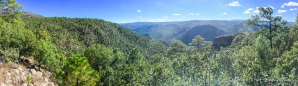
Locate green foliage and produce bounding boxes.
[84,44,115,71]
[60,54,99,86]
[275,42,298,84]
[0,15,25,50]
[189,35,212,51]
[2,48,19,62]
[0,0,29,63]
[245,7,287,49]
[22,16,167,57]
[231,34,245,46]
[84,44,134,86]
[34,39,56,69]
[127,48,145,64]
[26,76,34,84]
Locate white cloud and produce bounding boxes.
[282,2,298,8]
[137,10,141,12]
[290,8,298,11]
[244,11,250,14]
[138,16,141,18]
[228,1,241,6]
[173,13,181,16]
[269,6,275,9]
[248,8,254,11]
[196,13,200,15]
[276,15,282,16]
[189,13,194,15]
[223,12,227,15]
[156,19,165,21]
[164,16,168,18]
[244,8,254,14]
[278,10,287,13]
[253,10,260,14]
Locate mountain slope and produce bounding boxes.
[121,20,296,44]
[177,25,227,44]
[121,21,201,43]
[121,20,254,43]
[22,16,167,57]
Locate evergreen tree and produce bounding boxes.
[245,7,287,49]
[60,54,99,86]
[275,42,298,85]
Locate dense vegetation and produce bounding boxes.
[1,0,298,85]
[21,16,167,57]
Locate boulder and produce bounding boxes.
[21,83,27,86]
[36,72,42,77]
[0,82,6,86]
[30,69,36,76]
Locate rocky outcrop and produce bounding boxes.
[0,62,57,86]
[213,34,237,50]
[213,32,251,50]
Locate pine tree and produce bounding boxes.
[245,7,287,49]
[61,54,99,86]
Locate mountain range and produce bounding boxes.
[121,20,295,45]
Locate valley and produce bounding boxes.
[1,0,298,85]
[122,20,295,46]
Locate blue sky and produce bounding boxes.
[17,0,298,23]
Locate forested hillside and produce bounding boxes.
[177,25,227,44]
[1,0,298,85]
[121,21,200,43]
[121,20,255,44]
[21,16,167,57]
[122,20,295,45]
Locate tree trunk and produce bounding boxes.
[76,78,79,86]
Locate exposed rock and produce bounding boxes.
[36,72,43,77]
[30,69,36,75]
[0,62,57,86]
[213,32,250,50]
[13,69,20,74]
[21,83,27,86]
[0,82,6,86]
[213,34,237,50]
[48,82,55,86]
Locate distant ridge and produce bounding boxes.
[22,11,44,17]
[177,25,227,44]
[120,20,296,44]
